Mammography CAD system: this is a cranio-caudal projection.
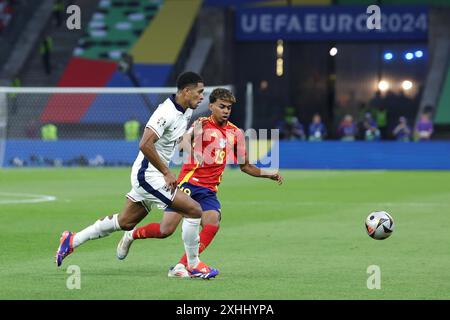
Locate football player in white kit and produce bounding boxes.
[55,72,219,279]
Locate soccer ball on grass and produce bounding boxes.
[365,211,395,240]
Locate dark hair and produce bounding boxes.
[209,88,236,104]
[176,72,203,90]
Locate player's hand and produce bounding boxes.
[163,171,178,193]
[269,172,283,185]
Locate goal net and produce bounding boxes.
[0,86,235,168]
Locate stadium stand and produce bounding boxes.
[0,0,13,32]
[40,0,203,125]
[414,7,450,137]
[17,0,100,87]
[73,0,162,61]
[40,58,118,123]
[2,0,100,140]
[0,0,41,71]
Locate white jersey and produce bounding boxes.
[130,95,193,190]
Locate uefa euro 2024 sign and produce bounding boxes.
[236,5,427,41]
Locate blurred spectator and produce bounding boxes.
[308,113,327,141]
[89,155,105,167]
[40,35,53,75]
[124,117,141,141]
[337,114,357,141]
[357,102,371,136]
[53,0,64,27]
[276,107,305,140]
[41,123,58,141]
[362,112,380,141]
[392,116,411,142]
[358,102,373,123]
[375,105,387,139]
[369,90,383,109]
[414,112,433,141]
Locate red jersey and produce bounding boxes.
[177,116,246,192]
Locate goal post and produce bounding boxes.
[0,90,7,168]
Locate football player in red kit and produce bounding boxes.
[116,88,283,278]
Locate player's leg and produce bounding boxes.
[177,210,221,267]
[169,183,222,277]
[74,198,147,245]
[56,198,147,266]
[129,181,199,242]
[169,190,202,268]
[169,210,220,278]
[116,180,199,261]
[122,210,188,277]
[170,190,219,279]
[117,211,182,260]
[178,186,222,268]
[133,211,182,239]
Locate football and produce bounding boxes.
[365,211,395,240]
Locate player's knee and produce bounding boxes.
[121,223,136,231]
[202,213,220,226]
[159,225,175,238]
[187,202,202,218]
[118,218,136,231]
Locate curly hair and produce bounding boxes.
[209,88,236,104]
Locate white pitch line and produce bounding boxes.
[0,192,57,204]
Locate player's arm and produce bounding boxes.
[240,160,283,185]
[139,128,177,192]
[234,128,282,185]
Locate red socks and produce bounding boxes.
[179,224,220,266]
[132,223,220,266]
[132,223,164,239]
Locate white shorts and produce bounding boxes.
[126,176,177,211]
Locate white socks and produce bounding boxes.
[182,218,201,268]
[73,214,121,248]
[72,214,201,269]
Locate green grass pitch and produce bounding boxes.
[1,168,450,299]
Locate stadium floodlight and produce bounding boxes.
[276,39,284,57]
[276,58,283,76]
[402,80,413,91]
[405,52,414,60]
[383,52,393,61]
[414,50,424,58]
[378,80,390,91]
[329,47,338,56]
